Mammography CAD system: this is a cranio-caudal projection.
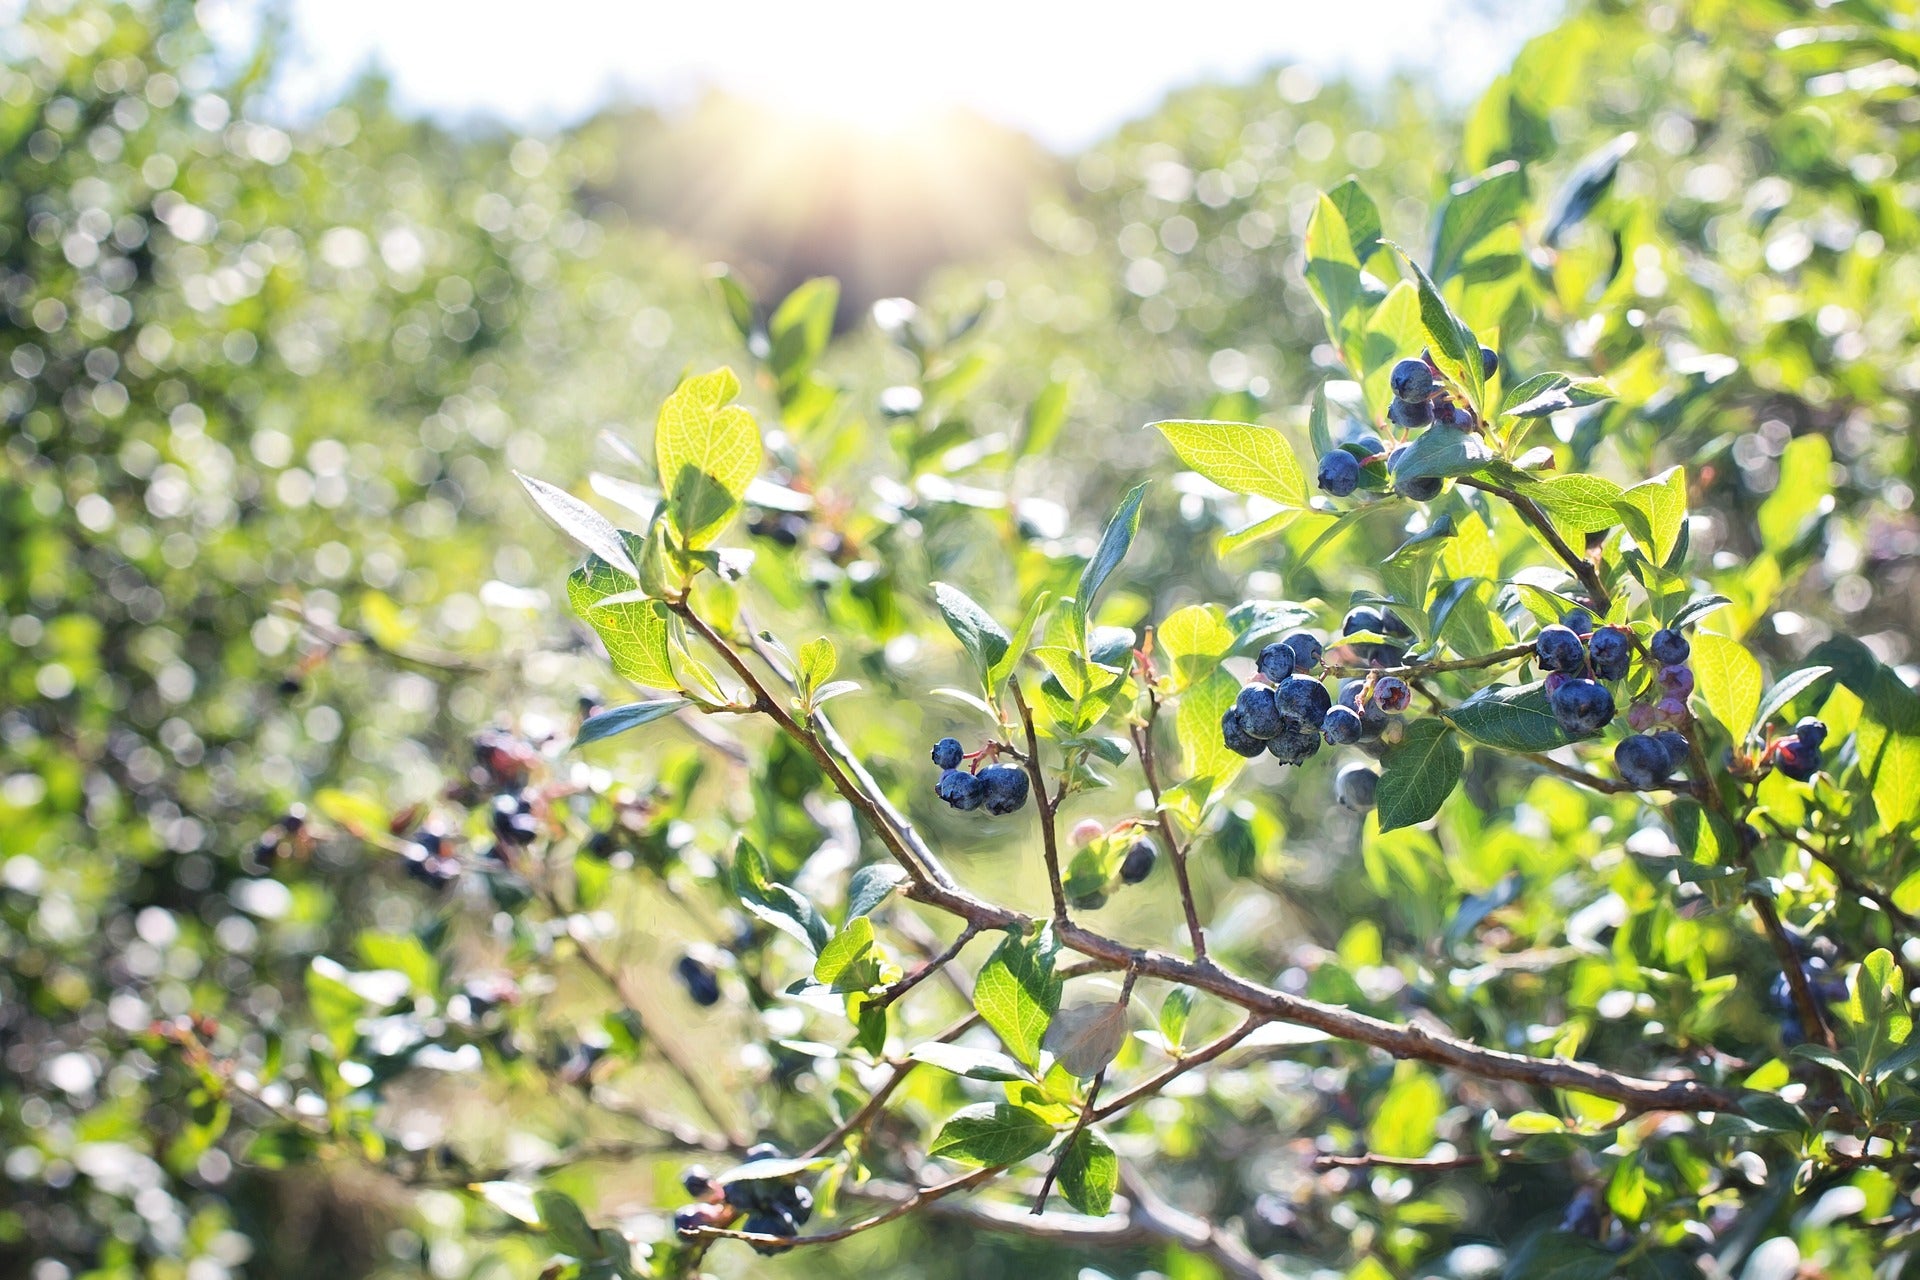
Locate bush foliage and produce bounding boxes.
[6,3,1920,1280]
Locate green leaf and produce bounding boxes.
[1502,372,1616,418]
[517,473,639,579]
[731,838,832,954]
[568,553,676,691]
[1389,428,1493,482]
[767,277,838,390]
[1077,482,1150,625]
[1690,633,1763,743]
[305,958,364,1056]
[1616,466,1687,566]
[1305,193,1368,355]
[988,590,1051,693]
[1158,604,1235,691]
[1757,433,1832,553]
[1447,682,1569,753]
[1152,420,1304,507]
[928,1103,1056,1167]
[1326,178,1383,262]
[1753,666,1833,736]
[654,367,762,551]
[534,1190,600,1261]
[1376,719,1463,833]
[1385,241,1483,414]
[1430,161,1526,284]
[1176,667,1246,796]
[1159,987,1195,1053]
[934,582,1011,685]
[797,636,837,697]
[573,698,689,749]
[1738,1093,1806,1133]
[973,928,1063,1068]
[1041,1001,1128,1078]
[1849,948,1912,1056]
[1807,636,1920,832]
[1528,474,1625,535]
[846,864,907,919]
[1367,1062,1445,1158]
[1057,1128,1119,1216]
[907,1042,1028,1082]
[1018,379,1071,461]
[472,1181,541,1226]
[813,916,880,992]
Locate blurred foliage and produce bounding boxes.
[3,2,1920,1280]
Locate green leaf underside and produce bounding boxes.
[1377,718,1464,832]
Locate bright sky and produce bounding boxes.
[234,0,1561,151]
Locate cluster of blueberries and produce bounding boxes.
[1316,348,1499,503]
[675,1146,813,1254]
[1217,614,1426,813]
[930,737,1030,815]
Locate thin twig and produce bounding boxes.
[1032,968,1138,1213]
[1132,681,1208,960]
[1325,642,1536,680]
[1010,681,1071,928]
[1519,751,1639,795]
[800,1012,981,1160]
[1093,1013,1266,1121]
[690,1164,1005,1248]
[1761,815,1919,930]
[1313,1149,1517,1171]
[872,926,978,1011]
[1459,478,1609,610]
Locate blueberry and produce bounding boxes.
[1235,685,1285,739]
[779,1183,813,1224]
[1775,737,1820,782]
[1550,678,1615,738]
[1387,397,1432,429]
[676,954,722,1007]
[1793,717,1828,751]
[1372,676,1411,712]
[495,809,539,847]
[1390,358,1434,402]
[1350,434,1385,458]
[1534,625,1587,675]
[1322,705,1363,745]
[682,1166,716,1197]
[674,1204,714,1234]
[936,768,985,811]
[1648,627,1689,665]
[1479,346,1499,379]
[1274,675,1333,726]
[1658,664,1694,697]
[1342,607,1409,665]
[1430,398,1474,430]
[1334,763,1379,812]
[1652,730,1690,773]
[1282,632,1324,671]
[1267,723,1322,765]
[743,1210,797,1253]
[930,737,964,770]
[1317,449,1362,497]
[744,1142,783,1162]
[978,766,1030,815]
[1588,626,1632,681]
[1560,608,1594,636]
[1221,707,1267,758]
[1614,734,1671,790]
[1119,839,1156,884]
[1340,679,1390,734]
[1255,641,1296,683]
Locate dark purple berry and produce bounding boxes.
[1322,705,1363,745]
[1614,734,1671,790]
[1274,676,1333,726]
[1267,723,1321,765]
[1560,608,1594,636]
[1235,685,1284,739]
[1479,346,1499,379]
[1282,633,1323,670]
[1334,763,1378,812]
[978,766,1030,815]
[1535,625,1587,675]
[1550,678,1615,738]
[1318,449,1362,496]
[1387,397,1432,428]
[1222,707,1266,757]
[1793,717,1828,751]
[931,737,964,770]
[676,954,722,1007]
[1255,642,1296,683]
[1775,738,1820,782]
[1588,626,1632,681]
[936,769,985,811]
[1649,627,1689,665]
[1390,358,1434,402]
[1119,840,1156,884]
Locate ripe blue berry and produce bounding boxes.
[1267,723,1321,765]
[676,953,722,1006]
[1255,641,1296,683]
[978,766,1030,815]
[1342,607,1410,666]
[1317,449,1361,496]
[1560,608,1594,636]
[1775,737,1820,782]
[1480,346,1499,379]
[1372,676,1411,712]
[1387,397,1432,429]
[1334,763,1379,812]
[1339,679,1390,735]
[1274,675,1333,726]
[1119,840,1156,884]
[1652,730,1690,773]
[1322,705,1363,745]
[1390,358,1434,402]
[1550,677,1615,738]
[681,1167,716,1197]
[1648,628,1689,665]
[1588,627,1632,681]
[1221,707,1266,757]
[1614,734,1671,790]
[1793,717,1828,750]
[930,737,964,769]
[1282,632,1324,671]
[1534,625,1587,675]
[936,768,985,811]
[1388,447,1443,501]
[1430,398,1474,430]
[1350,434,1385,459]
[1234,685,1284,739]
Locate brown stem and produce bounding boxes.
[801,1012,981,1160]
[690,1164,1005,1248]
[1093,1014,1266,1121]
[872,926,978,1011]
[1010,681,1071,927]
[1132,709,1207,960]
[1519,751,1639,795]
[1325,642,1536,680]
[1761,815,1919,931]
[1314,1149,1517,1171]
[1460,478,1609,610]
[1032,968,1137,1213]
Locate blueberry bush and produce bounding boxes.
[10,3,1920,1280]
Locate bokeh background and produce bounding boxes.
[5,1,1920,1278]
